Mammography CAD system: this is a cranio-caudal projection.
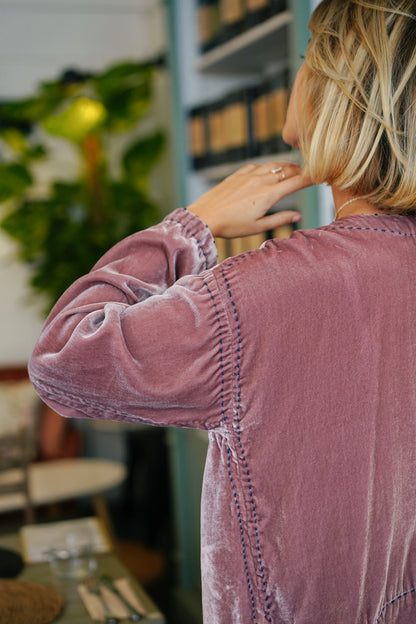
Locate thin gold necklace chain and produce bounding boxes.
[335,196,366,220]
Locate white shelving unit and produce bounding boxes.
[169,0,320,224]
[196,10,292,73]
[192,11,299,186]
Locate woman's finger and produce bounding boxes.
[253,160,301,178]
[254,210,302,233]
[233,160,301,180]
[265,170,314,201]
[232,162,258,176]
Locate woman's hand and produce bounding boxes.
[187,161,314,238]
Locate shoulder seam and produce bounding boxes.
[323,225,416,237]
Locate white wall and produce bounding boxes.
[0,0,165,98]
[0,0,172,366]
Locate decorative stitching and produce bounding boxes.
[220,265,272,623]
[324,225,416,237]
[165,216,211,269]
[375,588,416,622]
[32,381,156,422]
[225,251,254,266]
[202,279,227,428]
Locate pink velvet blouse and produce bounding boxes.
[29,208,416,623]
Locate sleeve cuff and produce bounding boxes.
[162,208,218,270]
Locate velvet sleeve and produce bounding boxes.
[28,209,234,431]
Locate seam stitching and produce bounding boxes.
[31,381,140,420]
[202,278,227,428]
[376,588,416,622]
[220,265,272,623]
[324,225,416,236]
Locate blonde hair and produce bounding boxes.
[300,0,416,214]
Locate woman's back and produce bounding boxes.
[201,213,416,623]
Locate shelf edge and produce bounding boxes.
[195,11,293,73]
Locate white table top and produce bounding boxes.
[0,458,126,513]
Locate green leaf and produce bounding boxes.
[94,62,152,99]
[122,131,165,181]
[0,80,80,130]
[0,59,165,314]
[0,129,48,161]
[108,182,159,238]
[0,128,28,153]
[39,77,82,101]
[1,198,52,260]
[0,163,32,202]
[0,97,54,126]
[25,144,48,160]
[42,97,106,142]
[51,181,81,200]
[93,62,153,130]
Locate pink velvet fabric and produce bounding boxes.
[29,208,416,623]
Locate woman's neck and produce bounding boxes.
[332,189,380,220]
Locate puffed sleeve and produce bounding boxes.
[28,209,234,430]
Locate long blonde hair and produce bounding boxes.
[300,0,416,214]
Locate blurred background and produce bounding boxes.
[0,1,328,622]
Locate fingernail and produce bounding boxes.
[292,214,302,223]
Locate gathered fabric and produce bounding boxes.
[29,208,416,623]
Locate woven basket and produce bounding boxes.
[0,579,64,624]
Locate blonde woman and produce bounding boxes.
[30,1,416,622]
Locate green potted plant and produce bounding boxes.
[0,60,165,314]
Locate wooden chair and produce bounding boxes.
[0,426,34,524]
[0,368,37,524]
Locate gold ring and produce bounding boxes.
[271,167,285,181]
